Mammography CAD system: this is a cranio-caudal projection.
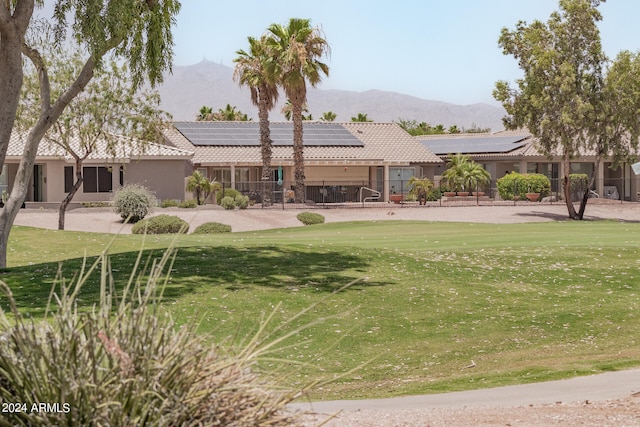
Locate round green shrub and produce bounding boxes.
[296,212,325,225]
[220,196,236,210]
[216,188,241,204]
[497,173,551,201]
[235,194,250,209]
[192,222,232,234]
[179,199,198,208]
[525,173,551,197]
[131,214,189,234]
[112,184,156,223]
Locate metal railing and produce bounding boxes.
[209,177,631,209]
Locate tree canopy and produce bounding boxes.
[494,0,640,219]
[0,0,180,267]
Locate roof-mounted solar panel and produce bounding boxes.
[173,122,364,147]
[419,136,529,155]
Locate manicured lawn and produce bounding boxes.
[2,220,640,400]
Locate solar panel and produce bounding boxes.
[419,136,530,155]
[173,121,364,147]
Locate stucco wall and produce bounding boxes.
[303,166,370,183]
[10,159,189,203]
[123,160,188,201]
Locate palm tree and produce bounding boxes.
[281,100,310,121]
[233,36,279,205]
[351,112,372,122]
[213,104,250,121]
[442,153,491,194]
[442,153,471,193]
[186,171,213,205]
[407,176,433,205]
[197,105,213,121]
[321,111,337,122]
[267,18,330,203]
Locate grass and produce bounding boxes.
[2,220,640,400]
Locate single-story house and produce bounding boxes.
[3,133,194,207]
[162,121,443,203]
[418,129,640,201]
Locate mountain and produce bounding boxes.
[157,61,506,131]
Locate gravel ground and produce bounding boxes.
[15,199,640,426]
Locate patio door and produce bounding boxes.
[33,164,44,202]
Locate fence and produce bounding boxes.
[214,177,630,209]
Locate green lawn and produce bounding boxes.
[3,220,640,400]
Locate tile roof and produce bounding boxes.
[163,121,442,166]
[8,132,193,162]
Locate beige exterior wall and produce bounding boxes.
[302,166,370,182]
[7,158,189,204]
[123,160,188,201]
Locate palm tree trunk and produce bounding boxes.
[258,92,273,206]
[291,95,305,203]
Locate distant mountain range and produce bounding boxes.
[157,61,507,132]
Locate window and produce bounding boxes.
[211,168,231,185]
[83,166,112,193]
[389,167,419,194]
[64,166,74,193]
[235,168,250,192]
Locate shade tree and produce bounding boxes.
[0,0,180,268]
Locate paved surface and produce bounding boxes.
[290,369,640,412]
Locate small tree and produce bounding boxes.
[18,44,169,230]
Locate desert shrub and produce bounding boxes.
[220,196,236,210]
[112,183,156,223]
[179,199,198,208]
[235,194,250,210]
[426,187,443,201]
[131,214,189,234]
[193,222,232,234]
[216,188,241,205]
[161,199,179,208]
[297,212,325,225]
[0,247,306,426]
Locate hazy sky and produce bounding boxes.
[171,1,640,106]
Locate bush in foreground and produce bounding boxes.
[112,183,156,223]
[297,212,325,225]
[193,222,232,234]
[0,247,307,426]
[131,214,189,234]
